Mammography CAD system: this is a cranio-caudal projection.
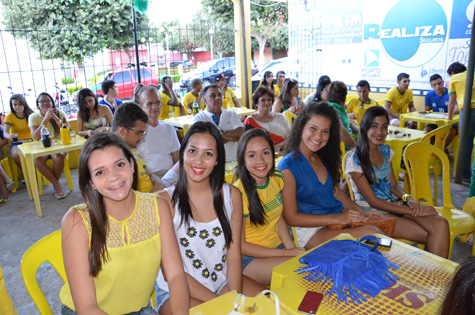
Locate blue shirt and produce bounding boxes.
[277,151,343,215]
[99,98,123,115]
[425,89,449,113]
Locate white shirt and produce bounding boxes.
[136,121,180,172]
[192,109,243,161]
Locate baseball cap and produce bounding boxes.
[216,74,228,82]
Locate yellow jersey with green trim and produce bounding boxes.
[385,86,413,114]
[223,87,237,109]
[234,170,284,248]
[4,113,33,140]
[159,92,181,120]
[274,84,281,98]
[448,71,475,110]
[347,98,378,116]
[182,91,205,115]
[131,149,153,193]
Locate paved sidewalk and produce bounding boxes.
[0,167,473,314]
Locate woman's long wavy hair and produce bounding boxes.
[36,92,60,136]
[285,101,341,187]
[172,121,233,247]
[262,71,275,91]
[9,94,34,118]
[78,133,138,277]
[78,88,99,123]
[235,129,275,225]
[277,79,298,109]
[355,106,389,185]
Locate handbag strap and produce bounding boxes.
[359,235,379,252]
[233,290,280,315]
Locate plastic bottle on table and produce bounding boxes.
[192,101,199,116]
[41,125,51,147]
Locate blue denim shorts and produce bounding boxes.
[61,304,156,315]
[242,243,285,270]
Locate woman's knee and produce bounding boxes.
[356,225,385,236]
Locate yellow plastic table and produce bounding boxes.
[399,112,459,130]
[271,233,458,315]
[230,107,255,117]
[18,137,87,217]
[384,126,426,177]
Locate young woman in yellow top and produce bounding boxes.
[4,94,34,170]
[60,133,188,315]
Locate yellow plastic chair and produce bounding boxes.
[418,124,453,206]
[283,111,297,127]
[452,134,474,175]
[1,146,19,193]
[36,154,73,195]
[403,142,475,257]
[1,264,18,315]
[21,230,66,315]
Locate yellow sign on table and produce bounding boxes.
[271,234,457,315]
[18,136,87,217]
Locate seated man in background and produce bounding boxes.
[384,73,416,128]
[192,84,244,161]
[274,70,286,97]
[137,86,180,178]
[216,74,242,109]
[159,76,184,120]
[112,102,165,193]
[424,74,458,151]
[100,80,123,115]
[347,80,378,120]
[182,78,205,114]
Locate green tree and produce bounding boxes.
[204,0,288,65]
[0,0,150,83]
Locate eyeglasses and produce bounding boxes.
[126,127,147,136]
[39,99,52,104]
[144,102,161,108]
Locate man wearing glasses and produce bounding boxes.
[111,102,165,193]
[136,86,180,179]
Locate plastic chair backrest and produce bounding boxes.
[421,124,451,149]
[21,230,66,315]
[341,150,355,200]
[403,142,452,208]
[283,111,297,126]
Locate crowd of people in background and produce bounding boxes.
[2,60,475,314]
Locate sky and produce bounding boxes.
[147,0,204,26]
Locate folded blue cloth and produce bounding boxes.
[296,235,399,304]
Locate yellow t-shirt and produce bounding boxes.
[234,170,284,248]
[159,92,181,120]
[182,91,205,115]
[4,113,32,140]
[448,71,475,110]
[385,86,413,114]
[223,87,237,109]
[131,149,153,193]
[274,84,281,98]
[347,98,378,116]
[60,191,161,314]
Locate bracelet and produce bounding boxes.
[402,194,411,202]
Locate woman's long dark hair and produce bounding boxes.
[9,94,34,118]
[285,101,341,187]
[277,79,298,108]
[172,121,232,247]
[78,133,138,277]
[235,129,275,225]
[315,75,331,102]
[262,71,275,91]
[441,257,475,315]
[78,88,99,123]
[355,106,389,185]
[36,92,60,136]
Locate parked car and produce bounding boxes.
[180,57,258,91]
[89,67,160,99]
[169,60,194,69]
[251,58,289,91]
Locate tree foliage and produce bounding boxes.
[203,0,288,64]
[0,0,150,64]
